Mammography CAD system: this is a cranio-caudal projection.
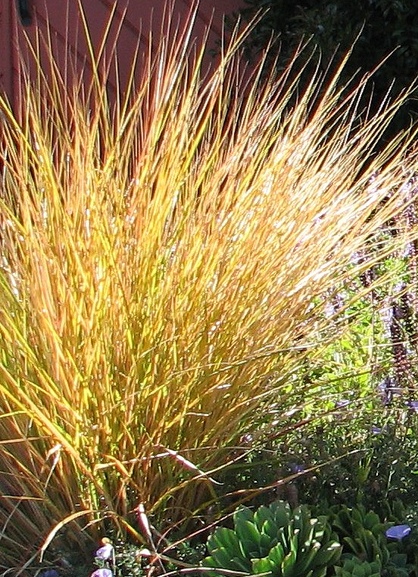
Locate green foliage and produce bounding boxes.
[335,556,382,577]
[329,504,390,564]
[202,500,341,577]
[111,543,148,577]
[327,503,418,577]
[200,498,418,577]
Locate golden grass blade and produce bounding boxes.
[39,509,95,562]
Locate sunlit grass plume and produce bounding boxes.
[0,3,418,572]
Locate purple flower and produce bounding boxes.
[385,524,412,540]
[95,540,114,561]
[371,425,383,435]
[406,400,418,413]
[91,570,113,577]
[377,377,394,406]
[335,399,350,408]
[39,571,59,577]
[290,463,305,474]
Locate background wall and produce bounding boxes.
[0,0,245,107]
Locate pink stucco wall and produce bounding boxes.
[0,0,245,108]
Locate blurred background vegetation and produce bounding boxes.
[227,0,418,140]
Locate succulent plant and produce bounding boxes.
[329,504,390,565]
[329,503,418,577]
[383,553,410,577]
[202,500,341,577]
[335,555,382,577]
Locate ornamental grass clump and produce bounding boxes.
[1,4,418,573]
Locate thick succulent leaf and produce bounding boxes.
[267,542,285,567]
[292,542,321,575]
[234,506,255,525]
[231,556,254,572]
[310,541,341,568]
[252,556,274,576]
[297,517,315,546]
[239,538,263,560]
[281,550,297,577]
[312,520,325,542]
[310,567,328,577]
[343,536,367,558]
[389,552,408,567]
[363,511,381,532]
[235,519,262,554]
[292,507,308,532]
[333,509,353,536]
[208,527,243,558]
[370,522,388,538]
[259,531,276,556]
[203,546,248,572]
[254,505,274,532]
[276,527,290,552]
[363,529,381,561]
[271,501,292,528]
[351,506,366,525]
[262,518,280,542]
[352,564,366,577]
[289,528,300,555]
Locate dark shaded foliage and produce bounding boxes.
[229,0,418,141]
